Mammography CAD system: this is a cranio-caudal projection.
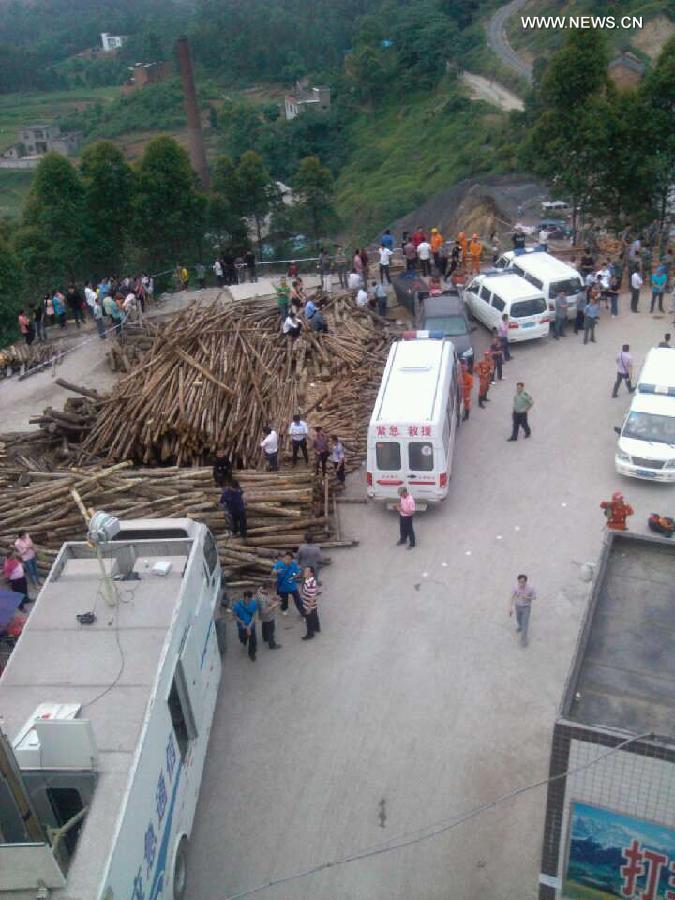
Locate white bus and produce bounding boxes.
[0,517,222,900]
[366,335,462,504]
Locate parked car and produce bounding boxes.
[537,219,572,240]
[392,271,429,315]
[462,272,549,342]
[414,292,475,366]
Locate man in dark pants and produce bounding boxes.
[257,586,281,649]
[396,486,416,549]
[232,591,259,661]
[583,296,599,344]
[507,382,533,441]
[220,480,247,537]
[288,414,309,465]
[272,552,303,615]
[313,426,329,476]
[611,344,636,398]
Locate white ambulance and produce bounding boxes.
[366,335,462,504]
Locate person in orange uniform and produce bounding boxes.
[461,360,473,420]
[430,227,444,272]
[476,351,492,408]
[469,233,482,274]
[600,492,634,531]
[457,232,468,268]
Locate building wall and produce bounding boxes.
[608,65,643,90]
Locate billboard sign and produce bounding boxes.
[564,802,675,899]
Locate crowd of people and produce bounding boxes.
[17,274,154,346]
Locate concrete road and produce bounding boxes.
[486,0,533,84]
[460,71,525,112]
[187,299,674,898]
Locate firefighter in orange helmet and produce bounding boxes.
[475,351,492,408]
[461,360,473,420]
[469,233,482,274]
[600,491,634,531]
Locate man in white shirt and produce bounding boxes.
[378,244,393,284]
[84,282,97,318]
[347,270,363,295]
[260,426,278,471]
[538,227,549,249]
[288,415,309,466]
[282,312,302,338]
[356,287,368,308]
[630,269,643,313]
[417,239,432,276]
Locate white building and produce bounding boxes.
[284,82,331,121]
[100,32,127,52]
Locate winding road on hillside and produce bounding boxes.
[487,0,533,84]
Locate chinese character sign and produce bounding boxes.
[564,802,675,899]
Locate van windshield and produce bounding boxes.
[424,315,467,337]
[623,411,675,445]
[549,277,582,298]
[376,441,401,470]
[510,298,546,318]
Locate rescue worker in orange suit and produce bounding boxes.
[600,492,634,531]
[430,227,444,272]
[461,360,473,420]
[469,233,482,275]
[457,232,468,269]
[476,351,492,408]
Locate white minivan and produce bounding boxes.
[493,248,584,319]
[615,349,675,482]
[462,272,549,341]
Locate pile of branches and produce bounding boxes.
[0,342,57,378]
[0,462,339,587]
[83,294,396,467]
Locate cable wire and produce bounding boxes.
[222,731,656,899]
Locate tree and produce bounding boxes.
[80,141,134,275]
[234,151,276,259]
[292,156,338,247]
[0,235,23,346]
[130,136,205,270]
[14,152,87,286]
[540,29,609,110]
[638,36,675,230]
[208,155,248,251]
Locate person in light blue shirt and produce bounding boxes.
[583,296,599,344]
[272,552,303,615]
[232,591,259,660]
[651,269,667,314]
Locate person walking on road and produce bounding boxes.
[273,552,303,615]
[630,269,643,312]
[476,351,492,408]
[583,295,599,344]
[553,292,568,339]
[378,244,393,284]
[651,267,667,314]
[257,586,281,649]
[396,487,416,549]
[509,574,536,647]
[289,414,309,466]
[468,234,482,274]
[507,382,533,441]
[490,332,504,381]
[611,344,636,398]
[498,313,512,361]
[301,567,321,640]
[232,591,259,661]
[461,360,473,421]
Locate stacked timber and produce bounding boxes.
[0,464,333,586]
[0,342,57,378]
[83,294,396,467]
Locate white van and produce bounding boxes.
[541,200,571,214]
[493,248,583,318]
[367,336,462,504]
[615,349,675,482]
[462,271,549,341]
[0,517,222,899]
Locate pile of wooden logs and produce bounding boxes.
[0,342,57,379]
[84,293,396,468]
[0,462,340,586]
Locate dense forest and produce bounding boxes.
[0,0,673,344]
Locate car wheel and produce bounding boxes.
[173,836,189,900]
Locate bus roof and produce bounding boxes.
[0,524,198,898]
[372,339,452,424]
[508,250,579,278]
[637,348,675,396]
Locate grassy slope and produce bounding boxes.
[335,79,515,242]
[0,171,35,218]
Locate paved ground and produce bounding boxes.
[460,72,524,112]
[187,296,674,899]
[486,0,533,83]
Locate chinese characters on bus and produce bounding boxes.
[376,425,431,437]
